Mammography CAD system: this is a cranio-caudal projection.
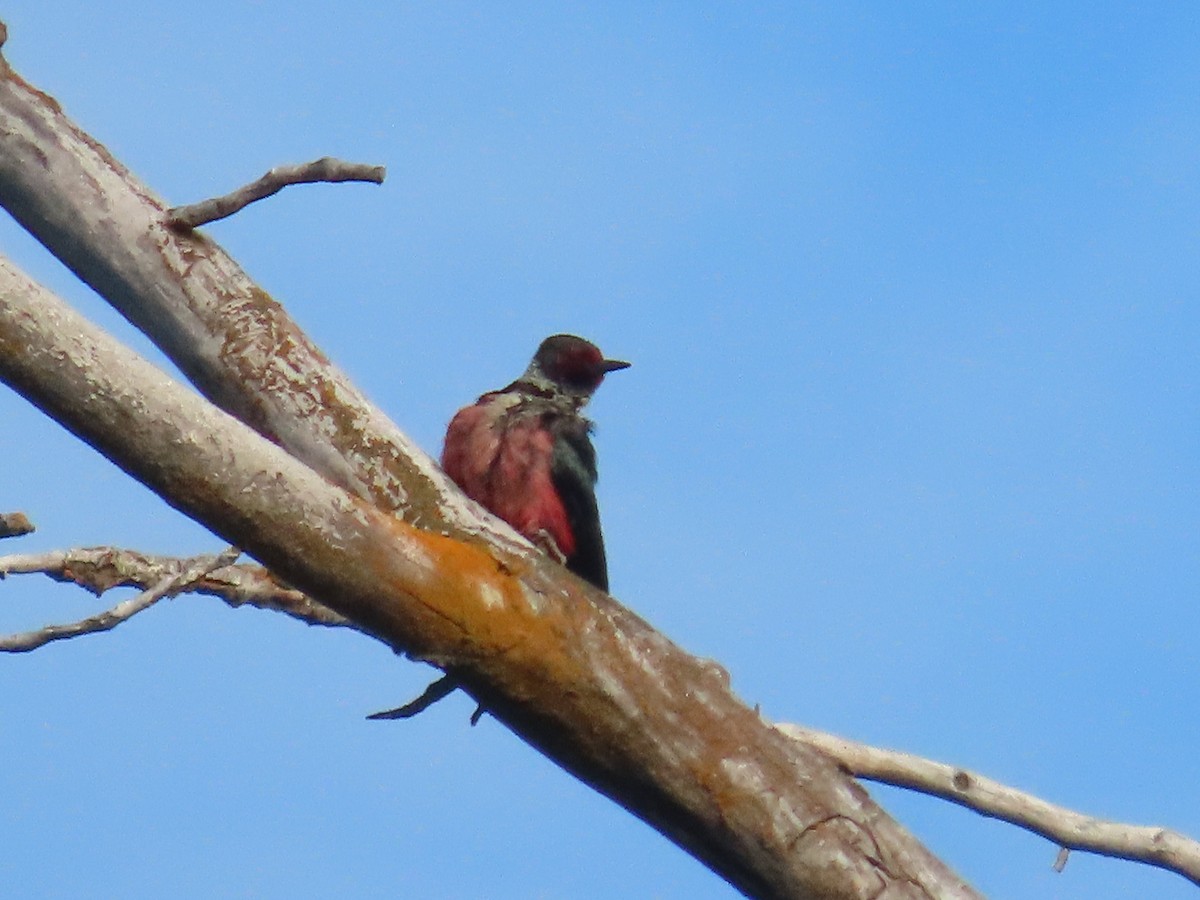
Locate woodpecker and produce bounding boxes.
[442,334,630,591]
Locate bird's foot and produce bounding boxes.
[533,529,568,565]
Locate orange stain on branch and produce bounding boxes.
[356,512,589,688]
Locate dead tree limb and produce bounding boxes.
[0,26,978,898]
[0,211,976,900]
[6,535,1197,888]
[165,158,386,229]
[7,535,1199,889]
[0,547,352,632]
[0,547,240,652]
[0,18,1191,895]
[779,724,1200,887]
[0,42,464,538]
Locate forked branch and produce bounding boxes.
[0,546,353,640]
[0,547,241,652]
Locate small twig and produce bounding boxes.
[1054,847,1070,873]
[0,546,352,630]
[165,157,386,229]
[367,674,459,720]
[0,512,34,539]
[776,723,1200,886]
[1,546,241,653]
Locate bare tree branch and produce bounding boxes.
[0,511,34,538]
[9,533,1196,889]
[778,723,1200,887]
[0,49,467,538]
[1,16,1190,899]
[10,533,1194,890]
[0,546,353,630]
[36,542,1197,884]
[0,546,240,652]
[165,157,386,229]
[0,243,976,898]
[0,29,981,897]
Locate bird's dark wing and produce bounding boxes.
[549,420,608,591]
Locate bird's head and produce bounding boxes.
[525,334,630,401]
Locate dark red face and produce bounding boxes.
[536,334,630,393]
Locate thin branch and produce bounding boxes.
[777,723,1200,887]
[165,158,385,229]
[0,546,241,652]
[367,673,460,720]
[0,511,33,538]
[0,546,353,631]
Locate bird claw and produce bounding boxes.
[533,529,568,565]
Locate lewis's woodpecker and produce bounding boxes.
[441,334,630,591]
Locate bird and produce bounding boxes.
[441,334,629,591]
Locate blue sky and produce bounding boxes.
[2,3,1198,897]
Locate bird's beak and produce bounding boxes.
[601,358,631,373]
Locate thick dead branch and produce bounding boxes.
[0,51,469,537]
[779,723,1200,887]
[0,511,34,538]
[165,158,386,229]
[0,547,240,652]
[0,252,977,898]
[0,35,979,898]
[0,547,352,630]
